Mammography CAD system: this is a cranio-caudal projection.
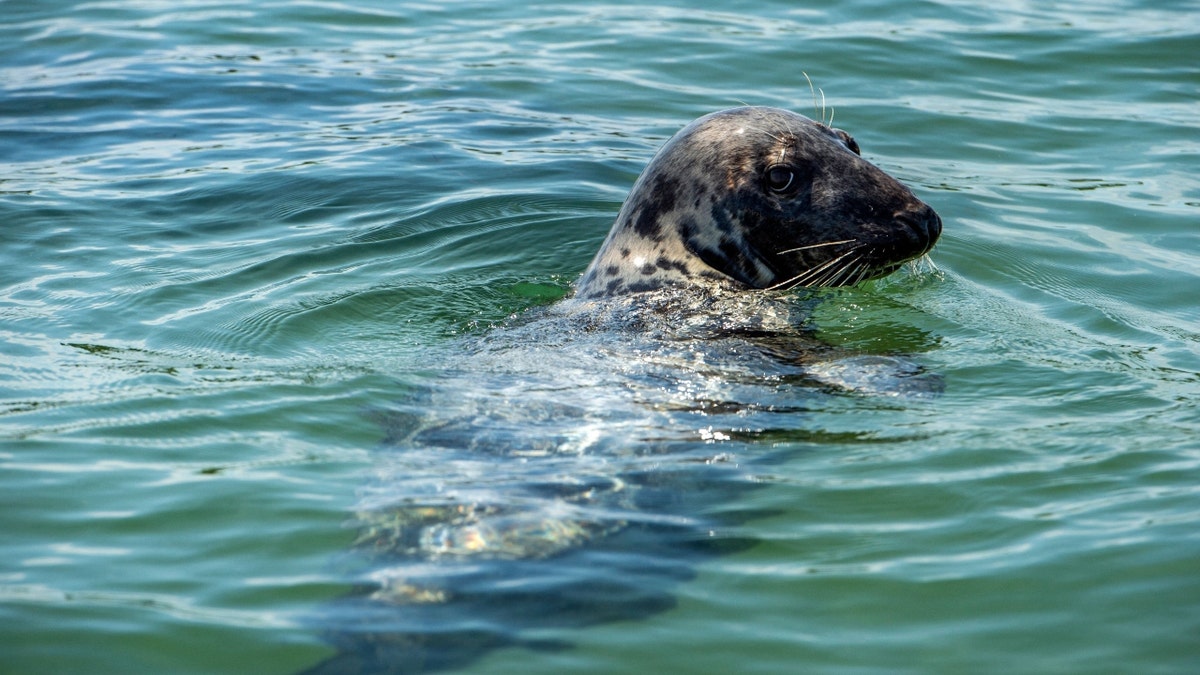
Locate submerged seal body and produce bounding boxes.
[576,106,940,299]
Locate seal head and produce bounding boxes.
[576,106,941,299]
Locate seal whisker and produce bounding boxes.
[778,239,857,255]
[802,72,834,127]
[803,72,820,124]
[807,248,864,283]
[783,110,799,143]
[822,253,867,288]
[819,261,848,288]
[814,255,857,288]
[839,259,865,286]
[809,266,839,289]
[852,261,872,285]
[764,247,861,291]
[848,259,870,286]
[766,270,815,291]
[742,123,786,146]
[851,258,872,284]
[787,252,855,288]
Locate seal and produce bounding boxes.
[303,107,946,675]
[575,106,941,299]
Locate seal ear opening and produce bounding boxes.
[833,129,861,156]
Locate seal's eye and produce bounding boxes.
[765,165,796,193]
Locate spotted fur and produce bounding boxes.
[575,106,941,299]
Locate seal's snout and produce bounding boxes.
[896,203,942,256]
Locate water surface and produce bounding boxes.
[2,1,1198,673]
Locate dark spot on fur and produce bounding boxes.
[605,265,619,277]
[656,255,689,275]
[676,216,699,243]
[652,174,680,212]
[639,262,657,276]
[709,203,738,235]
[677,217,742,285]
[718,236,748,271]
[633,208,664,242]
[605,278,624,294]
[631,174,683,242]
[626,280,660,294]
[620,248,630,258]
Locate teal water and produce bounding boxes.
[3,1,1198,673]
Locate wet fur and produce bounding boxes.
[575,106,940,299]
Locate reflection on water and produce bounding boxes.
[303,288,944,673]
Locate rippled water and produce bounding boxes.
[3,1,1198,673]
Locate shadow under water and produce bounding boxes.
[302,289,940,674]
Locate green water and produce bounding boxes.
[2,1,1198,673]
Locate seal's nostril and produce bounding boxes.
[896,205,941,246]
[891,204,941,258]
[895,213,923,236]
[924,207,942,243]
